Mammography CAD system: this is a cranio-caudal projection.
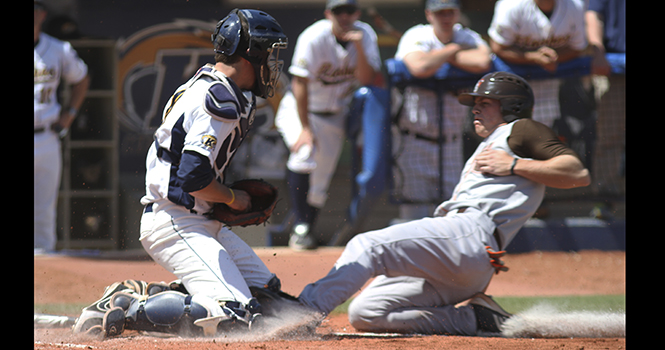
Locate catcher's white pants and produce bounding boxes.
[275,91,347,208]
[299,207,498,335]
[34,130,61,252]
[139,200,275,305]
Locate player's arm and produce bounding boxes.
[401,43,463,78]
[56,74,90,130]
[490,39,582,72]
[345,30,376,85]
[474,120,590,189]
[290,75,314,152]
[512,154,590,189]
[489,39,557,70]
[190,179,251,211]
[585,10,610,76]
[448,43,492,74]
[475,149,590,189]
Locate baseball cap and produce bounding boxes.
[426,0,460,11]
[326,0,358,10]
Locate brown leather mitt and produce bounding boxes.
[208,179,278,227]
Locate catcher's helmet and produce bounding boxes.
[212,9,288,99]
[458,72,534,122]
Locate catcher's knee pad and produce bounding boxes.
[111,290,215,336]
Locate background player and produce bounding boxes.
[34,0,90,255]
[136,8,288,332]
[270,0,382,250]
[391,0,492,224]
[487,0,587,128]
[297,72,590,335]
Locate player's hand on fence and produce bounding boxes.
[529,46,558,72]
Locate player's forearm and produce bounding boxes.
[56,75,90,130]
[69,75,90,112]
[585,10,606,53]
[513,155,591,189]
[489,40,537,65]
[291,76,310,129]
[190,180,235,204]
[553,46,583,63]
[402,44,462,78]
[353,41,376,86]
[449,45,492,74]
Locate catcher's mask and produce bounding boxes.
[212,8,288,99]
[458,71,534,122]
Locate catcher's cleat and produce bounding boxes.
[102,307,126,338]
[249,286,325,332]
[468,293,512,336]
[288,223,318,250]
[248,313,266,332]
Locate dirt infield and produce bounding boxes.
[34,248,626,349]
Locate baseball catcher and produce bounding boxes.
[208,179,279,227]
[135,7,289,337]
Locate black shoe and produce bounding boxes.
[288,223,317,250]
[468,293,512,336]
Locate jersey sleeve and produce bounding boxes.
[487,0,519,46]
[288,27,316,79]
[61,41,88,84]
[508,119,579,160]
[394,25,428,60]
[178,150,215,193]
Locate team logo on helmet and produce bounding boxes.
[472,78,485,93]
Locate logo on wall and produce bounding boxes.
[116,19,216,135]
[115,18,290,179]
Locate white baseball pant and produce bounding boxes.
[299,207,498,335]
[140,200,275,305]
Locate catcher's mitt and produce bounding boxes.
[208,179,278,227]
